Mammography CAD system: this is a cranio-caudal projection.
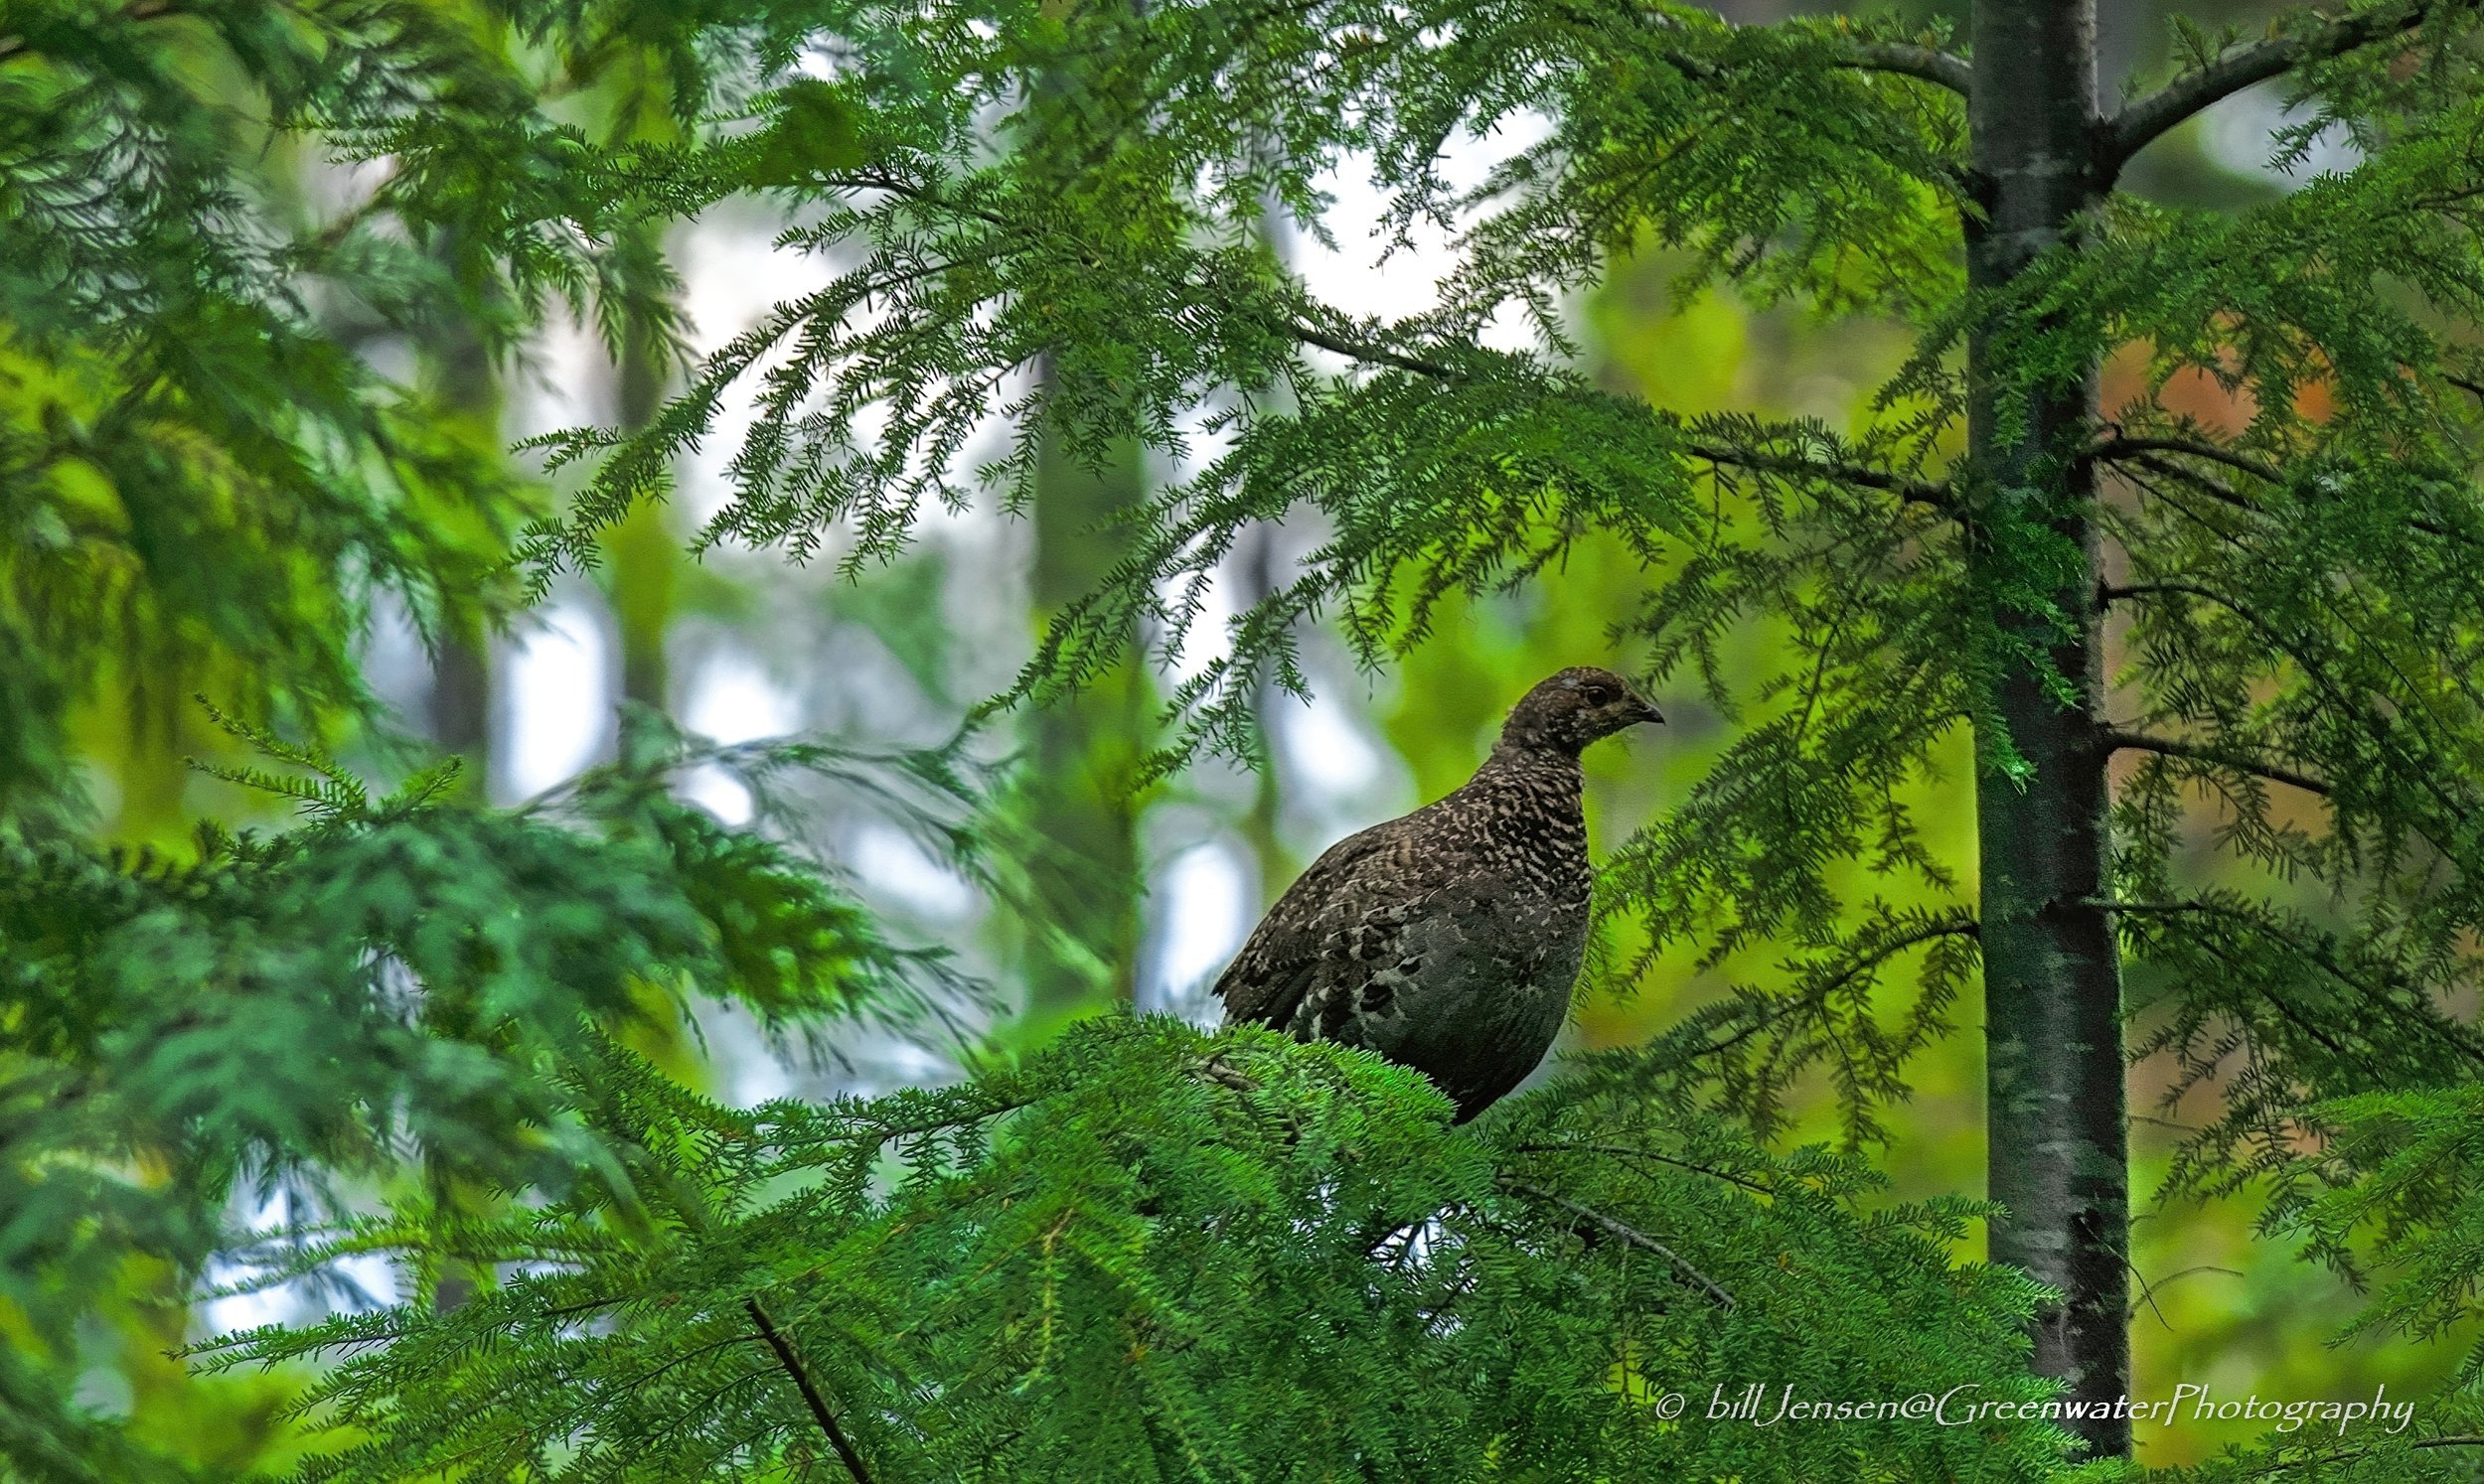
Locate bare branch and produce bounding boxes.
[1497,1177,1737,1308]
[2102,726,2334,797]
[2100,0,2464,171]
[746,1299,876,1484]
[1841,42,1973,97]
[2125,1262,2244,1325]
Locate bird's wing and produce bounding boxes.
[1213,817,1420,1031]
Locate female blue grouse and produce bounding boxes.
[1215,667,1661,1120]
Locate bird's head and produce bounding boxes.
[1497,667,1663,756]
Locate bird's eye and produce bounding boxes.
[1585,683,1614,703]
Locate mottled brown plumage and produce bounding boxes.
[1215,667,1661,1119]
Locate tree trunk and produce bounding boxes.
[603,280,678,715]
[1966,0,2130,1460]
[426,308,497,797]
[1021,426,1149,1018]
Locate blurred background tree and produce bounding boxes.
[0,2,964,1473]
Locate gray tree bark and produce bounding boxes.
[1965,0,2129,1460]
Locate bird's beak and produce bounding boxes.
[1633,696,1664,725]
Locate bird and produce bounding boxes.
[1214,667,1662,1121]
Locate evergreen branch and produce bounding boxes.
[2242,1434,2484,1475]
[1630,3,1968,94]
[2096,898,2484,1069]
[1686,915,1981,1062]
[1686,444,1953,510]
[1286,320,1949,505]
[1282,321,1466,379]
[2102,578,2484,834]
[745,1298,876,1484]
[2100,0,2469,169]
[2094,434,2284,485]
[1497,1177,1738,1308]
[0,0,178,63]
[2125,915,2381,1076]
[191,1025,2068,1474]
[2103,441,2484,549]
[1510,1142,1779,1196]
[1841,42,1974,96]
[2102,726,2334,797]
[2110,452,2266,527]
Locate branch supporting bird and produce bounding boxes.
[1215,668,1661,1120]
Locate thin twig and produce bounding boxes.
[2101,726,2334,797]
[746,1298,876,1484]
[2123,1261,2244,1326]
[1497,1177,1737,1309]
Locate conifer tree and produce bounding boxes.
[1017,39,1155,1021]
[512,0,2484,1468]
[0,4,952,1473]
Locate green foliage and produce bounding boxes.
[2127,1391,2484,1484]
[0,4,947,1472]
[0,0,689,816]
[549,0,2484,1212]
[1,712,957,1476]
[488,0,2484,1466]
[200,1018,2072,1480]
[2295,1088,2484,1378]
[16,0,2484,1473]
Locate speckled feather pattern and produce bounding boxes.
[1215,668,1657,1121]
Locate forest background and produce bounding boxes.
[9,0,2460,1472]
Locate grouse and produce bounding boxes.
[1214,667,1662,1120]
